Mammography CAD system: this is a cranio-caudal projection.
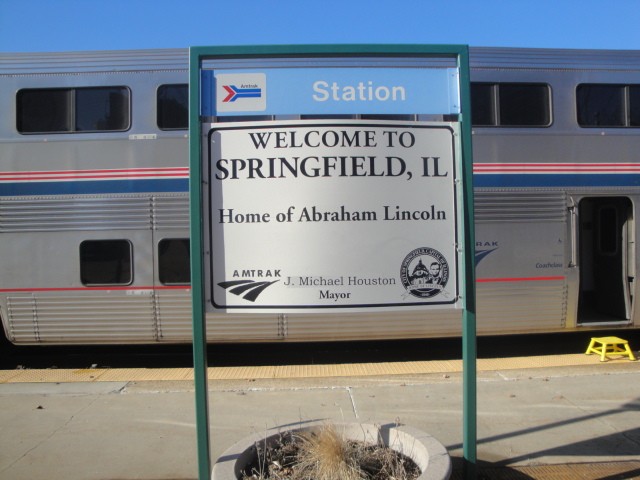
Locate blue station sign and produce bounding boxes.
[201,67,460,116]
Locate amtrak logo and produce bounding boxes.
[222,84,262,103]
[400,247,449,299]
[475,247,498,266]
[475,241,499,266]
[215,73,266,112]
[217,279,279,302]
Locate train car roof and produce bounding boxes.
[0,48,189,74]
[1,46,640,75]
[470,46,640,71]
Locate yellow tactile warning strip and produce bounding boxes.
[0,353,636,384]
[450,460,640,479]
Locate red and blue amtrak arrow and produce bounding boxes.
[222,85,262,102]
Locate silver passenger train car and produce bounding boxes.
[1,47,639,344]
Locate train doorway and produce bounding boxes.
[578,197,634,324]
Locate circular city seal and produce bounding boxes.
[400,247,449,299]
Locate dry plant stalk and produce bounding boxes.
[294,425,365,480]
[241,423,420,480]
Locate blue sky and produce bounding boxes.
[1,0,639,53]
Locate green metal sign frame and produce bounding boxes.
[189,44,476,480]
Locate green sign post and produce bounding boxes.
[189,44,476,480]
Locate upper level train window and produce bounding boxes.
[577,84,640,127]
[471,83,551,127]
[157,84,188,130]
[158,238,190,285]
[17,87,130,134]
[80,239,133,286]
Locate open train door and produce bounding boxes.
[578,197,634,323]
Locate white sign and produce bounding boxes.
[208,121,458,312]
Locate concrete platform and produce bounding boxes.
[0,356,639,479]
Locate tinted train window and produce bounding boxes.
[75,88,129,131]
[17,89,71,132]
[80,240,133,286]
[577,85,625,127]
[577,84,640,127]
[631,86,640,126]
[470,84,495,126]
[471,83,551,127]
[157,84,188,130]
[158,238,190,285]
[17,87,130,134]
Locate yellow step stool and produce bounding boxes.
[585,336,636,362]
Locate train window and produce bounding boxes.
[471,83,550,127]
[577,85,625,127]
[75,88,129,131]
[499,84,550,126]
[80,240,133,286]
[470,83,495,126]
[158,238,190,285]
[17,87,130,134]
[17,89,71,132]
[157,84,188,130]
[630,86,640,126]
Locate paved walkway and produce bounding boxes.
[0,356,638,479]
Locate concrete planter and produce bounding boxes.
[212,422,451,480]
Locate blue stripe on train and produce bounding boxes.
[0,179,189,196]
[2,174,640,196]
[473,173,640,188]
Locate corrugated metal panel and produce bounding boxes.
[470,46,640,71]
[141,290,451,343]
[163,307,464,343]
[207,315,281,342]
[0,49,189,75]
[474,190,567,223]
[5,289,285,344]
[0,194,189,232]
[6,293,157,343]
[152,195,189,230]
[282,310,463,341]
[1,48,460,76]
[477,280,568,333]
[0,196,152,232]
[3,46,639,76]
[155,290,192,341]
[4,284,568,343]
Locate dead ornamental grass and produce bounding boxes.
[241,424,420,480]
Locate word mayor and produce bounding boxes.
[218,204,446,224]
